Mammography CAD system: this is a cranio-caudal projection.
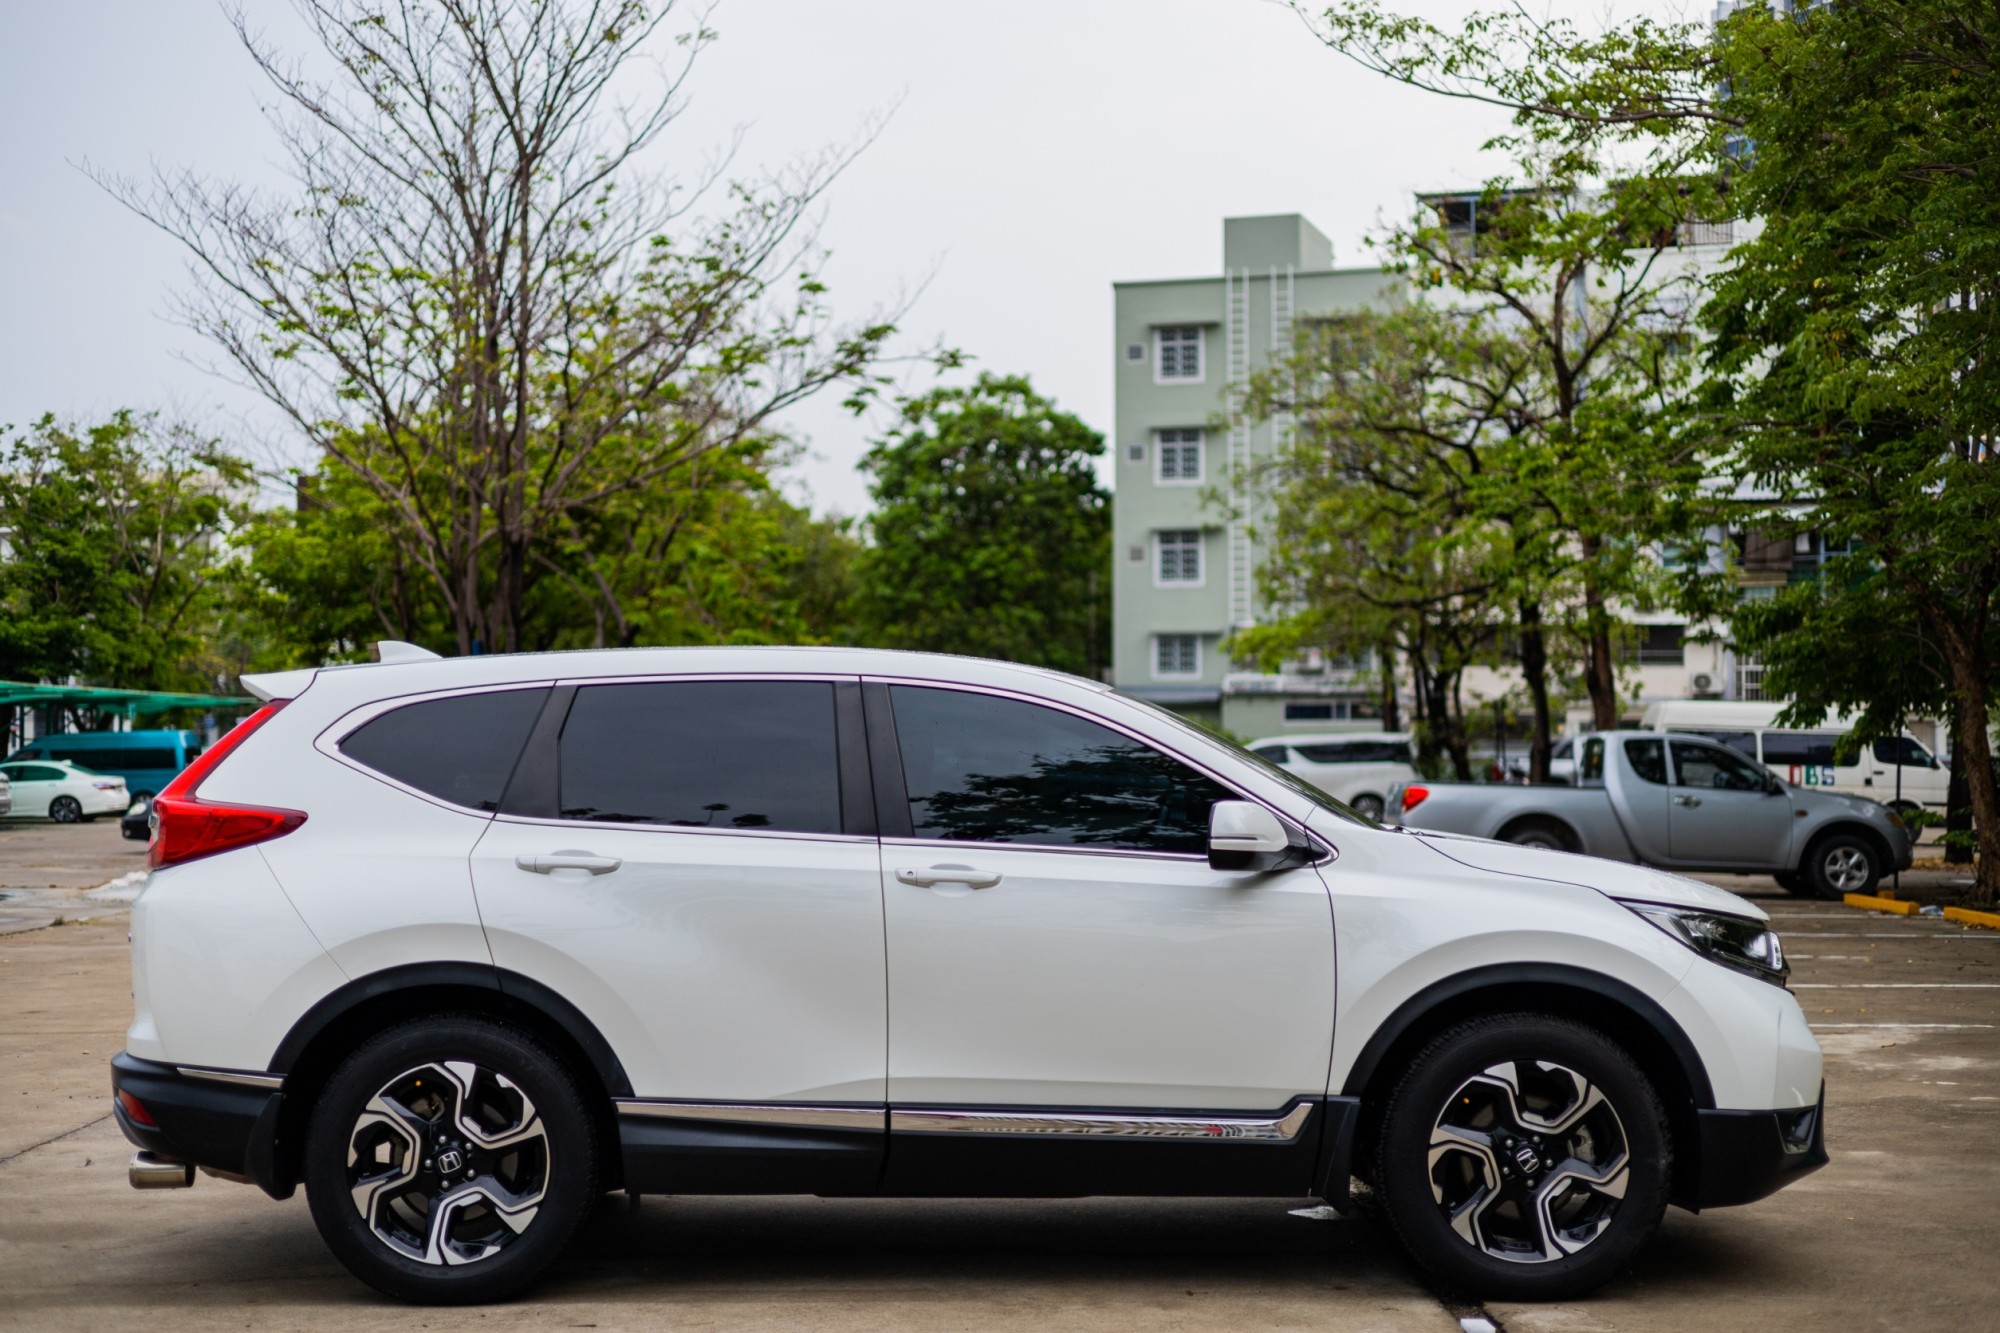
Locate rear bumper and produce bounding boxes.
[1686,1082,1827,1210]
[109,1052,294,1199]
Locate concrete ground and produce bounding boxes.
[2,826,1996,1330]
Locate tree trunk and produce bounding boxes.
[1578,538,1620,729]
[1377,641,1401,732]
[1518,598,1553,784]
[1946,745,1973,865]
[1942,658,2000,902]
[1434,669,1472,781]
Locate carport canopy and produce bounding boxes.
[0,681,252,721]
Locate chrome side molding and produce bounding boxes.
[615,1101,886,1132]
[175,1066,284,1090]
[890,1101,1315,1142]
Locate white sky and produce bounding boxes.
[0,0,1665,518]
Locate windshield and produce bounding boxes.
[1124,698,1378,828]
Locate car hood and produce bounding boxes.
[1410,831,1768,921]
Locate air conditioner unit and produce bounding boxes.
[1691,673,1714,693]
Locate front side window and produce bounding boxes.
[1624,738,1667,785]
[1873,736,1939,768]
[1669,738,1767,792]
[1156,326,1203,382]
[1156,428,1203,483]
[559,681,841,833]
[342,687,549,811]
[1156,529,1202,584]
[1154,633,1200,677]
[889,686,1235,854]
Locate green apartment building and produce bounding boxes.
[1111,214,1398,736]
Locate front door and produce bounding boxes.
[468,677,887,1194]
[870,683,1335,1195]
[1667,737,1793,866]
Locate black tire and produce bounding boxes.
[48,796,82,824]
[1373,1013,1671,1301]
[1501,818,1573,853]
[1351,793,1386,823]
[304,1015,600,1304]
[1803,832,1881,899]
[1773,870,1811,896]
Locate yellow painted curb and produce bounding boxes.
[1843,892,1919,915]
[1943,906,2000,931]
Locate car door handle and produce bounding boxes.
[1673,795,1702,808]
[895,865,1002,889]
[517,851,622,875]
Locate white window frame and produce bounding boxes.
[1154,529,1204,587]
[1154,428,1204,486]
[1154,326,1204,384]
[1152,633,1202,679]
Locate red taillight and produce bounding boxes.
[117,1088,156,1127]
[1400,783,1430,813]
[149,702,306,870]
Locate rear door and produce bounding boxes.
[1667,737,1792,866]
[467,677,886,1192]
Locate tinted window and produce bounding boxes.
[1580,739,1605,783]
[1670,739,1767,791]
[559,681,840,833]
[342,688,548,811]
[1252,745,1290,763]
[1295,739,1411,765]
[44,747,177,770]
[9,765,65,782]
[1873,736,1938,768]
[1669,728,1758,761]
[891,686,1235,853]
[1761,731,1854,766]
[1624,739,1667,785]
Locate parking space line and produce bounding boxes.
[1781,933,2000,939]
[1810,1023,1994,1029]
[1792,983,2000,989]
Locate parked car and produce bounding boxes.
[0,759,128,823]
[121,795,153,841]
[1388,729,1911,898]
[1639,700,1945,820]
[1244,731,1418,820]
[1505,736,1577,785]
[5,728,204,801]
[115,644,1824,1305]
[0,770,11,818]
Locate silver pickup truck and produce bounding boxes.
[1386,729,1912,899]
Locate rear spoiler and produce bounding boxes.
[240,641,443,703]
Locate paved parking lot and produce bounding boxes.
[2,825,1996,1330]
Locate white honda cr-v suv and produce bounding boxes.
[113,645,1824,1304]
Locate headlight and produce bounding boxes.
[1627,904,1789,988]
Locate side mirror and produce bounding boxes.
[1209,800,1316,872]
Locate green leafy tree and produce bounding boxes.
[853,374,1110,676]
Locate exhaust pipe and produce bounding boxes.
[129,1151,194,1189]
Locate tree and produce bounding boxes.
[0,412,252,701]
[102,0,904,657]
[853,374,1109,676]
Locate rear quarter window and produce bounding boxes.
[340,688,549,811]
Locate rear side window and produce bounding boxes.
[43,747,178,770]
[1624,739,1667,785]
[1761,731,1855,766]
[341,688,548,811]
[889,685,1234,854]
[558,681,841,833]
[1295,740,1410,765]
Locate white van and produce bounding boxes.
[1245,732,1420,822]
[1638,701,1946,816]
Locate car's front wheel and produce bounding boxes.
[1351,793,1386,823]
[48,796,82,824]
[1804,833,1881,899]
[304,1015,600,1304]
[1374,1013,1670,1300]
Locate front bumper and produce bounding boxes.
[1686,1082,1828,1210]
[110,1052,295,1199]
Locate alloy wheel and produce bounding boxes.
[346,1060,550,1266]
[1822,845,1871,894]
[1426,1059,1630,1264]
[49,796,82,824]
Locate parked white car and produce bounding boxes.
[1245,732,1420,821]
[0,759,128,822]
[115,645,1823,1305]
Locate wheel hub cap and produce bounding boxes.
[345,1061,549,1266]
[1427,1059,1629,1264]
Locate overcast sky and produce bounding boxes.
[0,0,1652,518]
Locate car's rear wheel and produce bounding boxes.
[1501,819,1573,852]
[48,796,82,824]
[304,1015,599,1304]
[1374,1013,1670,1300]
[1773,870,1810,896]
[1804,833,1881,899]
[1351,793,1386,822]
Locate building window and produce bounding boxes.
[1125,343,1145,361]
[1154,634,1200,677]
[1156,529,1202,585]
[1624,624,1686,666]
[1155,326,1203,383]
[1285,702,1338,722]
[1156,428,1203,484]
